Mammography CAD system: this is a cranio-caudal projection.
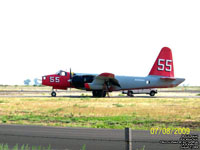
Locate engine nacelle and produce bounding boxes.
[72,75,94,89]
[84,83,103,91]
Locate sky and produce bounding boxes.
[0,0,199,86]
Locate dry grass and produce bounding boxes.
[0,96,200,130]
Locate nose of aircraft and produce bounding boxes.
[41,76,47,85]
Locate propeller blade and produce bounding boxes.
[69,68,73,89]
[70,68,72,79]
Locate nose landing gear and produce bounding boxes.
[51,91,56,97]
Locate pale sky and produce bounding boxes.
[0,0,199,86]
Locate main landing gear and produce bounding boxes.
[92,90,106,97]
[51,91,56,97]
[92,81,111,97]
[127,90,134,97]
[149,91,156,96]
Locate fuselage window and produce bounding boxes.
[61,71,66,76]
[146,80,150,84]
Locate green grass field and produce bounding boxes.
[0,96,199,131]
[0,144,51,150]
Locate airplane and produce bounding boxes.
[42,47,185,97]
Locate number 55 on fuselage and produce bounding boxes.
[42,47,185,97]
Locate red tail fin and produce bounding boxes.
[149,47,174,77]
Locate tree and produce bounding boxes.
[34,78,41,86]
[24,79,31,85]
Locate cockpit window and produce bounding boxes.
[60,71,66,76]
[56,70,67,76]
[56,70,61,75]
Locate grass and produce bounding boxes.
[81,144,86,150]
[0,143,85,150]
[118,93,125,96]
[0,97,200,131]
[0,144,51,150]
[0,100,7,103]
[113,103,124,107]
[136,145,145,150]
[0,115,158,129]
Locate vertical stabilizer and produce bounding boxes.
[149,47,174,77]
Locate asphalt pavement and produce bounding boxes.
[0,124,199,150]
[0,90,200,98]
[0,95,200,98]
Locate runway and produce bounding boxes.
[0,95,200,98]
[0,124,199,150]
[0,90,199,98]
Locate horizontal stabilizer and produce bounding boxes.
[160,77,176,80]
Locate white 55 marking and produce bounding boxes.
[50,77,60,83]
[157,59,172,72]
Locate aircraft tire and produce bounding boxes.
[150,91,156,96]
[127,91,133,97]
[92,90,106,97]
[102,91,106,97]
[51,91,56,97]
[92,90,98,97]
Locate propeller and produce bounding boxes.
[70,68,72,81]
[68,68,73,86]
[68,68,73,96]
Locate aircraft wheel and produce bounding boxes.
[92,90,98,97]
[92,90,105,97]
[150,91,156,96]
[51,91,56,97]
[127,91,133,97]
[102,91,106,97]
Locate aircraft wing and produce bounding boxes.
[85,72,121,91]
[95,73,121,87]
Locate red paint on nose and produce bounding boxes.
[42,72,71,90]
[42,76,47,86]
